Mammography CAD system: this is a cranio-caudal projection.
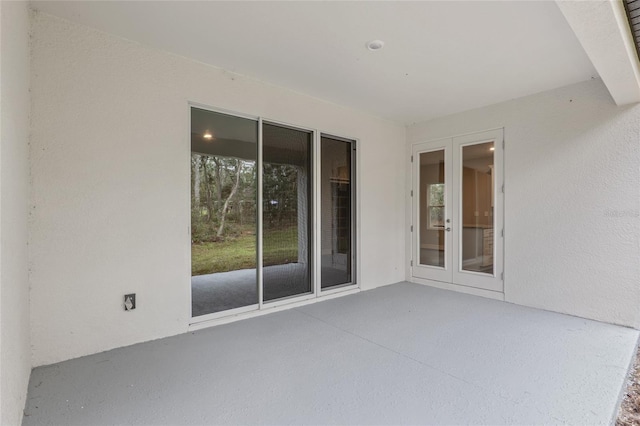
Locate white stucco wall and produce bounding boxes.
[29,12,406,367]
[0,1,31,424]
[407,78,640,329]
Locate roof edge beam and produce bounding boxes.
[557,0,640,105]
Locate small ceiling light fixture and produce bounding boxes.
[366,39,385,51]
[203,132,213,140]
[489,147,495,151]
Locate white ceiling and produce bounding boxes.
[32,1,598,124]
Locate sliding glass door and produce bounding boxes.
[190,108,258,316]
[190,107,358,319]
[320,135,355,290]
[262,123,313,301]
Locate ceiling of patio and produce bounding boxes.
[32,1,598,124]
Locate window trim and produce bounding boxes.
[187,102,360,326]
[427,183,445,230]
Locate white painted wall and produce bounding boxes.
[557,0,640,106]
[29,12,406,366]
[407,78,640,329]
[0,1,32,424]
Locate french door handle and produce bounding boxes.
[445,227,451,232]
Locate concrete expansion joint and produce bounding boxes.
[294,306,513,405]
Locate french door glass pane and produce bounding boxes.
[262,123,312,301]
[419,150,445,268]
[461,142,494,274]
[320,136,353,289]
[190,108,258,317]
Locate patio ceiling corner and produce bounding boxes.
[557,0,640,106]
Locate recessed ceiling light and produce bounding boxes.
[203,132,213,140]
[366,40,385,51]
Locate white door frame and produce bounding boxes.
[411,129,504,294]
[411,138,453,284]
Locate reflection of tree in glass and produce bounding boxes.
[191,154,256,242]
[191,154,304,275]
[262,163,298,229]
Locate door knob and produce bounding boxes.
[445,227,451,232]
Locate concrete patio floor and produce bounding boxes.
[23,282,639,425]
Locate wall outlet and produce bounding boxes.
[124,294,136,311]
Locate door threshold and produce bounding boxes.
[188,287,360,331]
[410,276,504,301]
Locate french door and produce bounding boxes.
[411,129,504,293]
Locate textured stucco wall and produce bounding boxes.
[0,1,31,424]
[29,12,406,367]
[407,78,640,329]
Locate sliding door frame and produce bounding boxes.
[257,117,264,309]
[318,133,358,296]
[188,103,261,322]
[188,102,359,325]
[260,118,317,308]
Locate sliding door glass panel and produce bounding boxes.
[262,123,312,302]
[320,136,354,289]
[461,142,494,274]
[190,107,258,317]
[419,150,446,268]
